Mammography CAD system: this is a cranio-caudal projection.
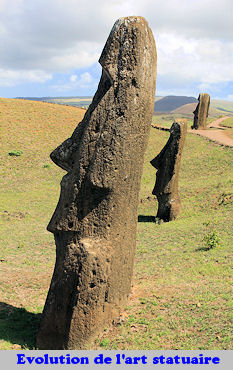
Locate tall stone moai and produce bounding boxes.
[36,16,157,350]
[192,93,210,129]
[150,119,187,222]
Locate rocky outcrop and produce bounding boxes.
[151,120,187,222]
[36,16,157,350]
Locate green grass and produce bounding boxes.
[221,116,233,128]
[218,116,233,140]
[8,150,23,157]
[91,130,233,350]
[211,99,233,114]
[0,98,232,350]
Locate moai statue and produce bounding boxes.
[150,120,187,222]
[37,16,157,350]
[192,93,210,129]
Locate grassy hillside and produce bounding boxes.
[211,99,233,114]
[0,98,232,350]
[154,96,197,113]
[154,96,233,116]
[18,95,164,110]
[220,117,233,128]
[171,103,221,117]
[17,96,93,109]
[16,95,233,116]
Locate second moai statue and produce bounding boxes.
[192,93,210,129]
[150,120,187,222]
[36,16,157,349]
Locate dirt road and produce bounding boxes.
[152,116,233,147]
[188,116,233,147]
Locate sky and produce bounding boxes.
[0,0,233,100]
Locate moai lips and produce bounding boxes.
[192,93,210,129]
[151,120,187,222]
[36,16,157,349]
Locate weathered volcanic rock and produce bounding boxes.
[150,119,187,222]
[36,16,157,350]
[192,93,210,129]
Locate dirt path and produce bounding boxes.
[152,117,233,147]
[188,116,233,147]
[207,116,231,129]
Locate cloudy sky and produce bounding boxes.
[0,0,233,100]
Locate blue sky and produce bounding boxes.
[1,0,233,100]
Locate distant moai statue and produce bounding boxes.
[150,120,187,222]
[192,93,210,129]
[36,16,157,350]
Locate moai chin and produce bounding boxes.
[36,16,157,349]
[150,120,187,222]
[192,93,210,129]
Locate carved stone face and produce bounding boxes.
[50,17,143,174]
[37,16,157,351]
[151,121,186,197]
[47,16,157,234]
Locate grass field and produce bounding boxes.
[220,116,233,129]
[0,98,232,350]
[211,99,233,114]
[46,97,92,109]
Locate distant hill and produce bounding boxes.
[154,95,197,113]
[16,96,93,108]
[171,102,197,115]
[15,95,233,116]
[171,102,221,117]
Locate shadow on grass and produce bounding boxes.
[138,215,155,223]
[195,246,212,252]
[0,302,41,349]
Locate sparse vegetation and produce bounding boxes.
[220,116,233,128]
[0,97,232,350]
[8,150,23,156]
[203,229,221,250]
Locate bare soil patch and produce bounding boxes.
[189,117,233,147]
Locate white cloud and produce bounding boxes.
[51,72,96,92]
[79,72,93,86]
[141,0,233,41]
[0,69,52,87]
[0,0,233,96]
[157,34,233,89]
[70,74,77,83]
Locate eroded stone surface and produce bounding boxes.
[36,16,157,350]
[192,93,210,129]
[150,119,187,222]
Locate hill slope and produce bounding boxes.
[154,95,197,112]
[0,97,232,350]
[211,99,233,114]
[171,102,221,117]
